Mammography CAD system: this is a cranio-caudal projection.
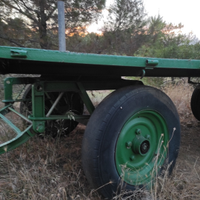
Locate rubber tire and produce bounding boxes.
[20,85,84,136]
[82,85,180,199]
[191,85,200,120]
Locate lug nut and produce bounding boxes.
[130,155,135,161]
[135,129,141,135]
[126,141,132,148]
[145,135,150,139]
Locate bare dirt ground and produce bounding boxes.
[0,81,200,199]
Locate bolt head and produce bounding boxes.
[126,141,132,148]
[130,155,135,161]
[135,129,141,135]
[36,124,45,133]
[145,135,150,139]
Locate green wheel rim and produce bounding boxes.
[115,110,169,185]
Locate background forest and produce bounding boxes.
[1,0,200,59]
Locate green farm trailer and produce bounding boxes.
[0,46,200,198]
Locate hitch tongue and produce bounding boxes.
[0,104,34,155]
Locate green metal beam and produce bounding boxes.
[77,82,95,114]
[31,84,45,133]
[28,115,90,121]
[0,46,200,71]
[0,104,34,155]
[3,77,36,103]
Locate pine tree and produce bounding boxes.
[0,0,105,49]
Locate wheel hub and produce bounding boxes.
[115,110,168,185]
[132,135,150,155]
[140,141,150,154]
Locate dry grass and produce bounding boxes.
[0,79,199,199]
[0,124,102,200]
[162,78,196,125]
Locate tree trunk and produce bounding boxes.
[39,0,49,49]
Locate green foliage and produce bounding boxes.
[105,0,146,31]
[135,15,200,59]
[0,0,106,49]
[0,0,200,60]
[65,0,148,55]
[0,17,38,47]
[101,0,148,55]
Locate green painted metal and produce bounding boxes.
[0,74,99,153]
[1,77,94,134]
[3,77,36,103]
[28,115,89,121]
[0,76,94,151]
[0,104,34,155]
[32,84,46,133]
[1,46,200,77]
[76,82,95,114]
[0,45,198,157]
[132,135,150,155]
[0,46,198,70]
[10,49,27,58]
[0,129,34,155]
[115,110,168,186]
[146,59,159,66]
[29,81,94,132]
